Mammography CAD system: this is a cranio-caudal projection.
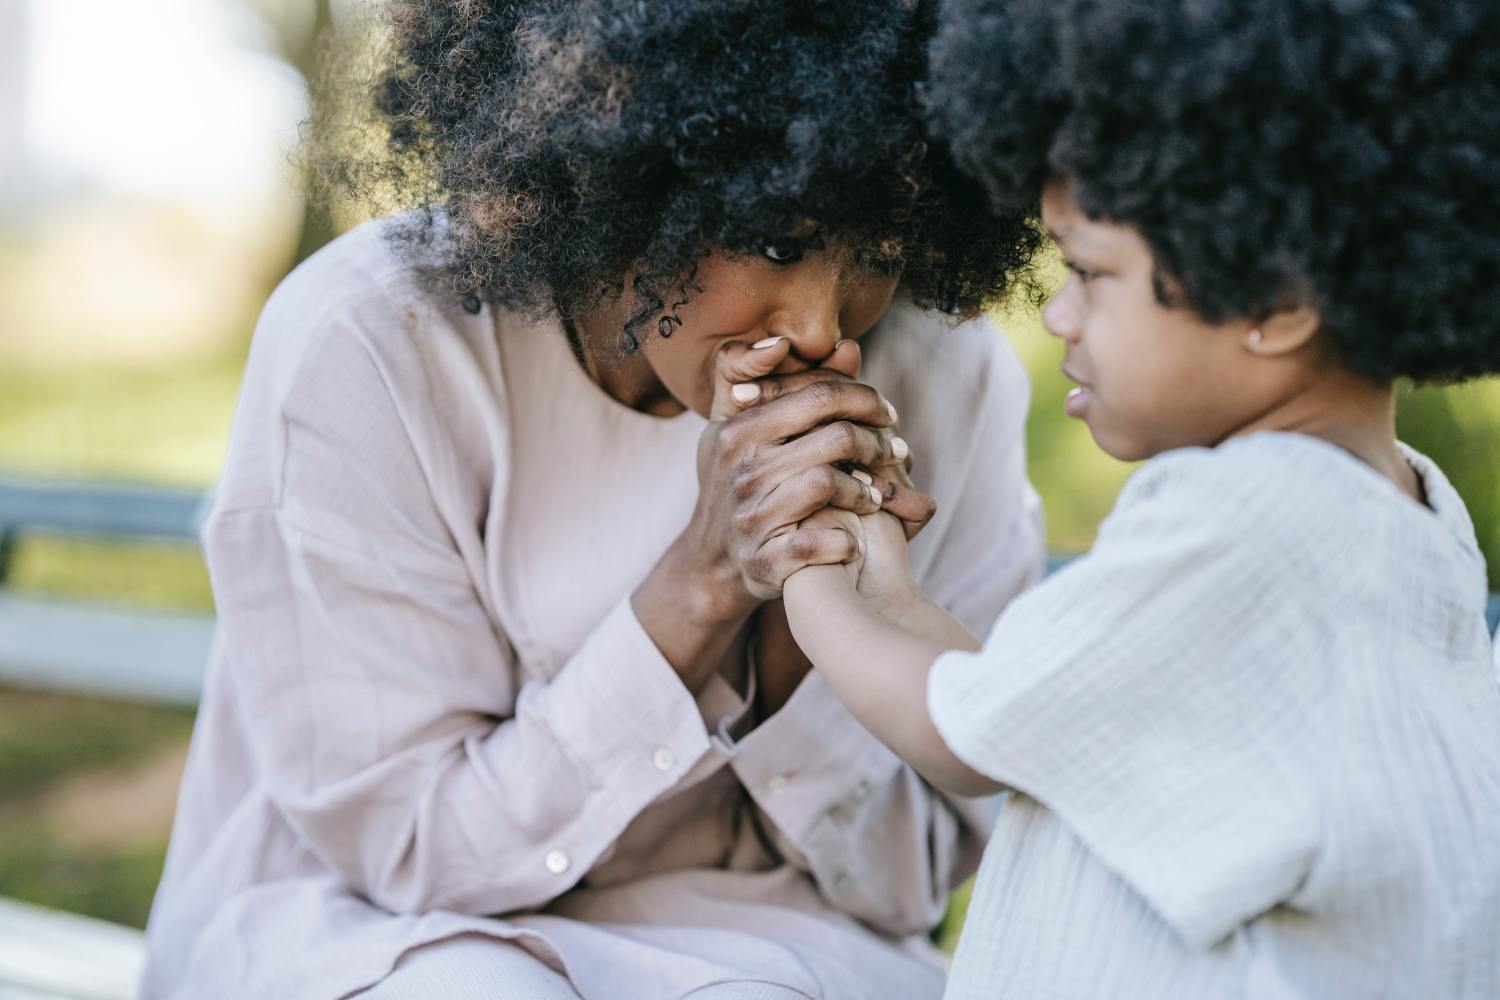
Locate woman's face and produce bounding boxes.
[583,238,901,418]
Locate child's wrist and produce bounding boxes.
[782,562,854,604]
[869,582,928,627]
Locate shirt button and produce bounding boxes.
[544,850,570,875]
[766,774,790,796]
[832,872,853,893]
[652,746,676,771]
[850,780,871,803]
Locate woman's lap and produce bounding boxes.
[680,984,812,999]
[350,933,810,1000]
[352,932,581,999]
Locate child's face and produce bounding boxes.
[636,241,900,418]
[1040,180,1276,462]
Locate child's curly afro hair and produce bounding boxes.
[312,0,1041,350]
[927,0,1500,381]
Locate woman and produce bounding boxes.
[140,2,1044,997]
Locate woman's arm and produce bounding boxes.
[210,319,763,918]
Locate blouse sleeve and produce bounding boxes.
[928,455,1332,949]
[205,317,725,918]
[728,326,1041,935]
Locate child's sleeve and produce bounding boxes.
[927,457,1332,950]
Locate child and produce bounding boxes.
[775,0,1500,995]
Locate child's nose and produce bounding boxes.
[1042,288,1081,343]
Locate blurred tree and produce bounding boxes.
[242,0,336,266]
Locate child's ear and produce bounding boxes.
[1244,305,1321,357]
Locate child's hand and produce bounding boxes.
[851,507,919,616]
[796,505,919,619]
[795,505,867,589]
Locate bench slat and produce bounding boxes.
[0,897,143,1000]
[0,595,212,706]
[0,479,208,542]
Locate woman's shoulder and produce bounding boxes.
[217,214,509,512]
[246,212,507,404]
[256,214,454,356]
[859,300,1030,425]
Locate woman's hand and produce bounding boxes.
[719,341,937,541]
[632,338,903,693]
[678,338,911,613]
[719,341,937,713]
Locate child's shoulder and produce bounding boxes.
[1108,432,1414,567]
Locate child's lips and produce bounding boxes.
[1062,366,1092,417]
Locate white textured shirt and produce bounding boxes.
[930,432,1500,999]
[139,219,1045,1000]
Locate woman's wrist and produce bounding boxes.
[631,538,757,694]
[661,535,760,627]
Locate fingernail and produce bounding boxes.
[850,469,873,485]
[891,436,909,461]
[868,484,883,505]
[752,336,784,349]
[885,400,899,423]
[731,383,761,403]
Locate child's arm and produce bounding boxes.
[782,516,1002,798]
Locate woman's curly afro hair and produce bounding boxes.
[313,0,1041,350]
[927,0,1500,381]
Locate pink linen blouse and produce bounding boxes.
[139,219,1043,1000]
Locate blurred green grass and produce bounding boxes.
[0,352,233,927]
[0,687,195,927]
[0,688,194,800]
[0,351,244,486]
[0,818,177,928]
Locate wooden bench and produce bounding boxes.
[0,476,212,1000]
[2,475,1497,1000]
[0,477,213,706]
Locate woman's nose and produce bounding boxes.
[769,278,843,367]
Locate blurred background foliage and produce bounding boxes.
[0,0,1495,932]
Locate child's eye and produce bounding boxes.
[1065,260,1098,283]
[762,243,804,264]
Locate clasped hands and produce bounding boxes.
[699,336,931,712]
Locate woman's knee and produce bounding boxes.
[354,932,580,1000]
[680,983,813,1000]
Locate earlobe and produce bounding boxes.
[1246,305,1321,356]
